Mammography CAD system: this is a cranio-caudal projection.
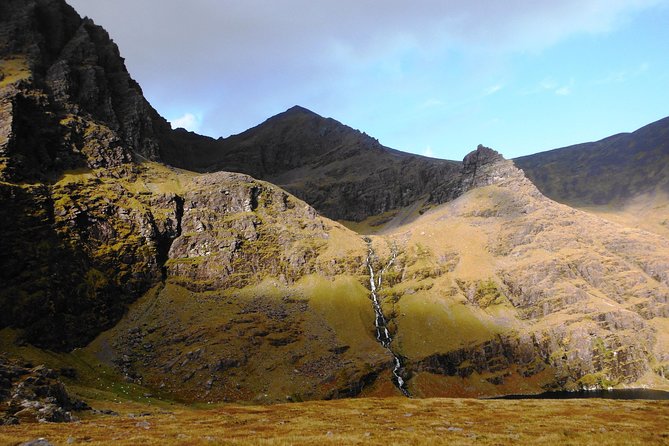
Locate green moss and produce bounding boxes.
[577,372,617,389]
[0,56,30,87]
[475,279,503,307]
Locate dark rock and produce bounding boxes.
[0,355,86,424]
[19,439,55,446]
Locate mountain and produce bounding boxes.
[515,117,669,207]
[1,0,668,422]
[161,105,462,222]
[0,0,173,182]
[383,147,669,395]
[0,0,462,224]
[514,118,669,238]
[66,147,669,402]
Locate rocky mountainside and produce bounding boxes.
[162,105,462,222]
[380,146,669,395]
[515,116,669,207]
[76,146,669,403]
[0,0,668,417]
[0,0,173,182]
[0,0,460,224]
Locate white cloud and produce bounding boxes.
[484,84,503,96]
[540,78,558,90]
[595,62,651,84]
[170,113,201,132]
[419,98,444,109]
[422,146,435,157]
[67,0,666,137]
[555,86,571,96]
[522,77,573,96]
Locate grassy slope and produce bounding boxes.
[85,275,394,404]
[578,191,669,240]
[2,397,668,446]
[4,159,668,406]
[370,176,669,395]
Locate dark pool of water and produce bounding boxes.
[495,389,669,400]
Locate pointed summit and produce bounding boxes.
[282,105,318,116]
[450,144,540,199]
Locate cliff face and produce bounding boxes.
[0,0,170,182]
[162,106,462,222]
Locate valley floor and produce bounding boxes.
[2,397,668,445]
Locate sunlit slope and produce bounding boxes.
[578,191,669,240]
[67,162,409,403]
[373,149,669,396]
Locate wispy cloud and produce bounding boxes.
[595,62,650,84]
[521,77,574,96]
[555,86,571,96]
[422,146,435,157]
[484,84,503,96]
[540,78,558,90]
[170,113,201,132]
[419,98,444,109]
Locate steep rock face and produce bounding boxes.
[0,0,170,181]
[0,164,184,349]
[161,106,462,222]
[0,0,182,349]
[448,144,536,199]
[167,172,329,291]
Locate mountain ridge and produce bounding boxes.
[1,0,669,421]
[515,115,669,206]
[160,103,462,221]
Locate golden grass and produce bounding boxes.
[1,397,668,445]
[579,190,669,240]
[0,56,30,87]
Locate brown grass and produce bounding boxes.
[1,397,668,445]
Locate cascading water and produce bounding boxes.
[365,239,410,397]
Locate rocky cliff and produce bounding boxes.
[0,0,171,183]
[162,105,462,222]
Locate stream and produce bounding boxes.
[365,239,411,397]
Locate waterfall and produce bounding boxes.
[365,239,410,397]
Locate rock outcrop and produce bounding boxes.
[0,356,88,425]
[0,0,171,182]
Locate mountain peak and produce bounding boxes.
[450,145,539,199]
[283,105,318,116]
[463,144,506,168]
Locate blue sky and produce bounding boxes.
[68,0,669,161]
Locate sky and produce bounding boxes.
[67,0,669,161]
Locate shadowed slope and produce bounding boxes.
[515,116,669,207]
[161,106,462,221]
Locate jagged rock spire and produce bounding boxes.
[449,144,541,199]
